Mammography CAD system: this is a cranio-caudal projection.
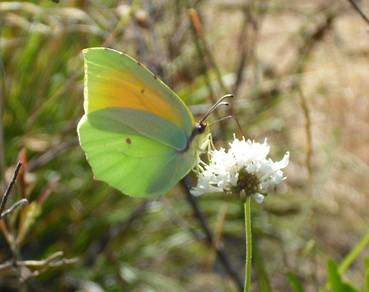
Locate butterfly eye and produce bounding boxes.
[198,122,207,133]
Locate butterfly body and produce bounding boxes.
[78,48,210,197]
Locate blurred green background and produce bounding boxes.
[1,0,369,291]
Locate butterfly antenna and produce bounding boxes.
[199,94,233,125]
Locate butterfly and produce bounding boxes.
[77,48,231,197]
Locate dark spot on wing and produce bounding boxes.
[153,74,158,80]
[125,138,132,144]
[141,88,145,94]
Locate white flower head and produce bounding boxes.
[191,135,289,203]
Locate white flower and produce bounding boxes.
[191,135,289,203]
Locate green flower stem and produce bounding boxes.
[244,196,252,292]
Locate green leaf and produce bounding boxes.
[287,272,304,292]
[326,259,358,292]
[364,257,369,292]
[324,232,369,290]
[339,232,369,274]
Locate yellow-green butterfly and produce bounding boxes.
[77,47,227,197]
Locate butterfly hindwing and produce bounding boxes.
[78,115,196,197]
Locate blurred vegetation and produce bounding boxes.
[1,0,369,291]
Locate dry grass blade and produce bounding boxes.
[0,198,28,218]
[0,251,78,280]
[347,0,369,25]
[0,44,6,184]
[298,87,313,182]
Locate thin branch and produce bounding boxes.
[187,7,229,138]
[187,6,229,94]
[0,42,6,184]
[198,28,228,93]
[27,139,78,172]
[347,0,369,26]
[187,7,249,138]
[168,0,187,59]
[181,177,243,291]
[0,198,28,219]
[0,251,78,276]
[297,87,313,182]
[205,204,228,268]
[292,9,337,75]
[21,251,78,270]
[233,1,265,95]
[188,8,217,104]
[242,6,338,127]
[232,7,251,96]
[144,0,166,77]
[25,251,65,267]
[0,161,22,216]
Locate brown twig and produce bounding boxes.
[347,0,369,26]
[0,161,27,284]
[195,22,228,93]
[206,204,228,269]
[0,45,6,185]
[168,0,187,59]
[187,7,232,139]
[232,7,251,96]
[188,8,217,104]
[144,0,166,77]
[291,8,337,75]
[0,161,22,217]
[226,9,252,138]
[243,6,338,128]
[27,139,78,172]
[0,251,78,279]
[298,87,313,182]
[233,1,265,95]
[190,6,229,93]
[187,7,250,139]
[0,199,28,219]
[181,177,243,291]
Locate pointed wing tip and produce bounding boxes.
[82,47,122,56]
[82,47,107,59]
[82,48,136,63]
[82,47,106,52]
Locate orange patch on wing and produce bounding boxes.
[88,70,180,127]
